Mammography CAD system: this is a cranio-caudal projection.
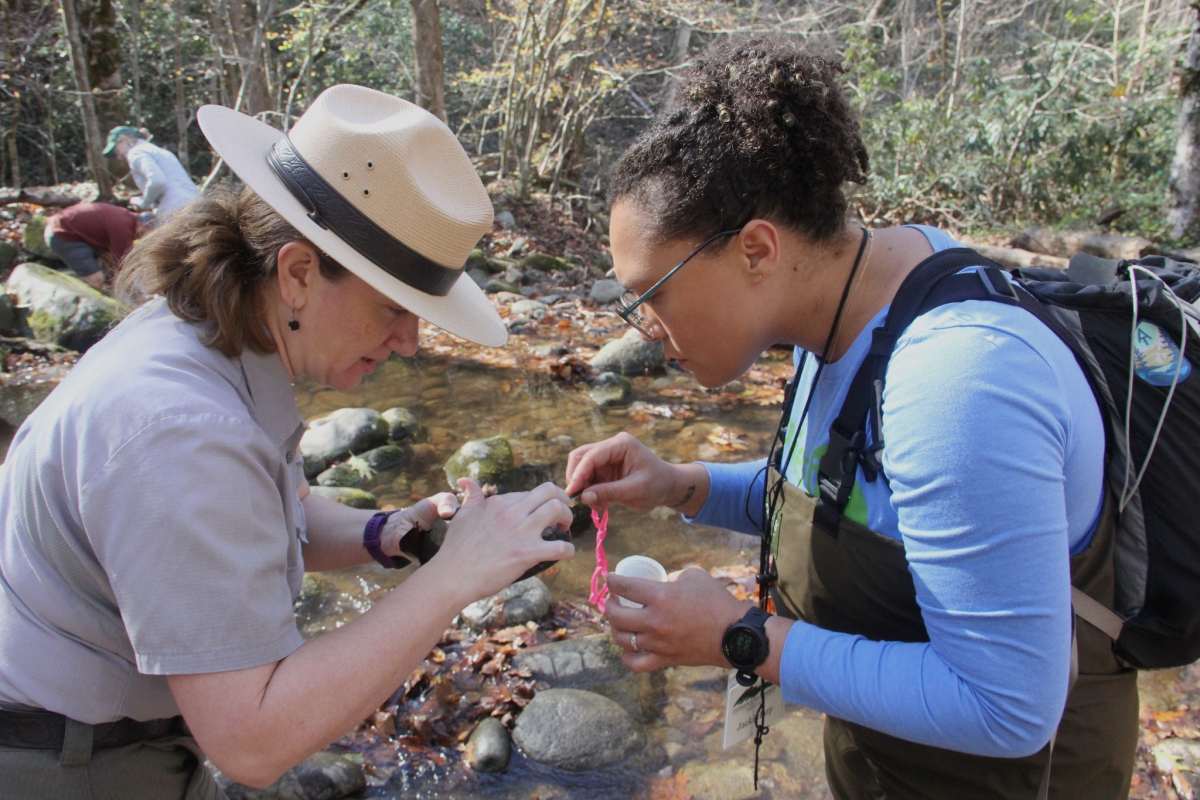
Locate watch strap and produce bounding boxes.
[363,511,412,569]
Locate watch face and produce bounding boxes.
[724,626,762,666]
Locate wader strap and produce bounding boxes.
[60,719,93,768]
[1070,585,1124,641]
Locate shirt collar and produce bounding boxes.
[237,346,306,450]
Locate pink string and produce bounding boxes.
[588,504,610,612]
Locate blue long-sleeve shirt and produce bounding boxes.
[689,226,1105,757]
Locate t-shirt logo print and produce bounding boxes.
[1134,321,1192,386]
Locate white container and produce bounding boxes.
[613,555,668,607]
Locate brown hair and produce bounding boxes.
[117,186,348,357]
[609,35,869,245]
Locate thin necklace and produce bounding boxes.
[829,228,873,361]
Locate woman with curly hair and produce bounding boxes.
[566,36,1135,799]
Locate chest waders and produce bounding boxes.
[768,468,1139,800]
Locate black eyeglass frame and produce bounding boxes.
[616,228,744,336]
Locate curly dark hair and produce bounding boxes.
[609,35,869,245]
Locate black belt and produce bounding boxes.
[0,704,187,751]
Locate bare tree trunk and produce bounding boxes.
[1167,3,1200,242]
[60,0,113,198]
[78,0,126,132]
[121,0,143,125]
[409,0,446,121]
[3,0,21,188]
[173,0,189,171]
[660,21,691,109]
[228,0,270,115]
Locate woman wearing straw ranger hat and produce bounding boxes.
[0,85,575,797]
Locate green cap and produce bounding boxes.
[102,126,141,157]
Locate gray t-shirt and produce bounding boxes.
[0,299,308,723]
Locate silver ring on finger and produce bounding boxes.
[631,632,642,653]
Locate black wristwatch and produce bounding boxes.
[722,606,772,686]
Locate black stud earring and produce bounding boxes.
[288,309,300,331]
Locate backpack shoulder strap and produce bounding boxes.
[812,248,1010,534]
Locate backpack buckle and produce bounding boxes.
[979,267,1018,304]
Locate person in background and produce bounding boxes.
[0,86,574,798]
[43,201,145,289]
[103,125,201,222]
[565,35,1134,800]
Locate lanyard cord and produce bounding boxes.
[745,226,871,791]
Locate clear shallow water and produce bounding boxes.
[292,347,837,798]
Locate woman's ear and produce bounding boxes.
[276,242,322,310]
[737,219,781,283]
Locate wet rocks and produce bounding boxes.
[309,486,377,509]
[300,408,388,462]
[6,262,122,352]
[362,443,411,472]
[443,435,518,489]
[588,279,624,305]
[0,241,16,273]
[521,252,573,273]
[512,688,658,771]
[381,406,420,441]
[588,371,632,407]
[21,217,58,261]
[301,453,326,480]
[510,298,548,320]
[211,751,366,800]
[315,462,365,488]
[460,577,552,631]
[513,633,663,723]
[464,248,488,272]
[465,717,512,773]
[484,278,520,295]
[590,328,665,376]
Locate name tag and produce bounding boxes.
[723,669,782,749]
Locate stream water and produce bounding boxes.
[290,347,837,799]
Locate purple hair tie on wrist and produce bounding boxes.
[363,510,411,569]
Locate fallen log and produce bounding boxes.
[0,189,82,209]
[970,244,1068,271]
[1011,226,1158,260]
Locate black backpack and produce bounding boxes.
[813,247,1200,670]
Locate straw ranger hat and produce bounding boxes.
[196,84,506,346]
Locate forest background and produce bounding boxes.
[2,0,1199,248]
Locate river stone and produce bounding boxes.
[315,462,364,488]
[512,633,663,722]
[363,443,411,472]
[381,406,420,441]
[0,292,20,335]
[300,408,388,462]
[496,210,516,229]
[589,371,631,407]
[512,688,650,771]
[588,279,624,305]
[467,268,490,288]
[522,252,573,273]
[0,241,16,273]
[461,577,552,631]
[444,435,517,489]
[486,257,512,274]
[510,299,548,320]
[465,248,488,272]
[309,486,377,509]
[6,262,121,352]
[302,453,326,480]
[22,216,58,261]
[484,278,519,295]
[589,328,665,376]
[211,751,366,800]
[466,716,511,773]
[503,266,526,286]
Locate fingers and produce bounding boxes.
[605,573,662,609]
[405,492,460,530]
[456,478,485,508]
[432,492,459,519]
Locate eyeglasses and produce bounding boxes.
[616,228,744,337]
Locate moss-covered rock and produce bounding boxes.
[382,406,420,441]
[315,462,366,488]
[363,443,412,472]
[464,248,488,272]
[444,435,518,489]
[22,217,59,261]
[521,252,574,273]
[5,262,121,351]
[0,241,17,273]
[308,486,377,509]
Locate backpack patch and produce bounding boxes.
[1133,320,1191,386]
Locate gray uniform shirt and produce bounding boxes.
[0,299,307,723]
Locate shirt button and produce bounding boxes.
[286,451,294,463]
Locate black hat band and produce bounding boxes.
[267,136,461,297]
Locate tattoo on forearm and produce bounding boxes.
[670,485,696,509]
